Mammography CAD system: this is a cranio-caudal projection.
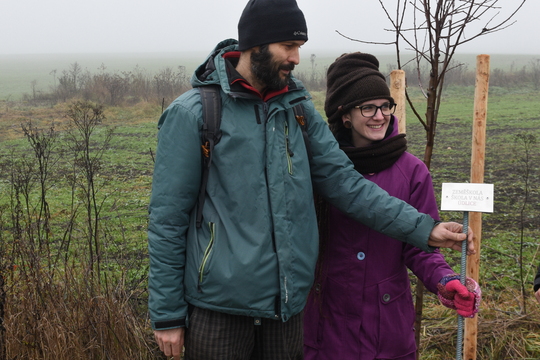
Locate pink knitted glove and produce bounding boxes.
[437,274,481,318]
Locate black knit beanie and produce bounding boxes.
[325,52,394,128]
[237,0,308,51]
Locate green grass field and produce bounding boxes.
[1,55,540,357]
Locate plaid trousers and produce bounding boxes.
[184,306,304,360]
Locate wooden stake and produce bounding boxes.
[390,70,407,134]
[463,54,490,360]
[390,68,429,359]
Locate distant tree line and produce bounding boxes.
[295,55,540,91]
[26,62,190,107]
[295,56,540,92]
[22,57,540,107]
[384,58,540,91]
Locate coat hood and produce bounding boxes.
[191,38,239,90]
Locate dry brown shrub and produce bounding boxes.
[4,265,159,359]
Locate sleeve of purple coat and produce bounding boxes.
[401,155,454,294]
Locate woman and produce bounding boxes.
[303,52,481,360]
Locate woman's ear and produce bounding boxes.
[342,113,352,129]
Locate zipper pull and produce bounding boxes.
[285,123,294,157]
[286,136,294,157]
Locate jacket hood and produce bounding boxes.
[191,39,238,90]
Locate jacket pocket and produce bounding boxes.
[376,272,416,357]
[197,222,216,292]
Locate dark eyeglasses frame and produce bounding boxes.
[353,103,397,118]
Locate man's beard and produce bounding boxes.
[251,46,295,91]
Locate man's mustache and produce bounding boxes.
[280,63,295,72]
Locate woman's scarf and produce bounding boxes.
[340,133,407,174]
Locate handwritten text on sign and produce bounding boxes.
[441,183,494,213]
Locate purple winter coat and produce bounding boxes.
[303,123,453,360]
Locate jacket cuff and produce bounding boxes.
[405,215,437,253]
[153,318,186,330]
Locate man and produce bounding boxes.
[148,0,474,359]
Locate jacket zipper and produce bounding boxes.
[284,122,294,175]
[260,103,278,254]
[198,222,216,291]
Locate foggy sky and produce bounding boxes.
[1,0,537,56]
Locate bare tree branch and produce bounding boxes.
[337,0,528,147]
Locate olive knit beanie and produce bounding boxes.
[237,0,308,51]
[325,52,394,127]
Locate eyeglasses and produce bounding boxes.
[353,103,396,117]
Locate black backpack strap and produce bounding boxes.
[197,85,222,228]
[293,104,313,161]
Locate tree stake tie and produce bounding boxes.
[440,183,494,360]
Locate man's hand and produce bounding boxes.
[154,328,185,360]
[428,222,475,253]
[535,289,540,304]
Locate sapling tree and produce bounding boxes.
[514,132,536,315]
[21,122,59,256]
[65,101,114,290]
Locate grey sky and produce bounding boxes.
[1,0,537,56]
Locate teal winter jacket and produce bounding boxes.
[147,39,436,329]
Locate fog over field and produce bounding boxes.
[1,0,538,99]
[1,0,538,56]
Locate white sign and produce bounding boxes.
[440,183,494,213]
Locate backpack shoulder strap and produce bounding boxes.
[200,85,222,151]
[293,104,313,161]
[196,85,222,228]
